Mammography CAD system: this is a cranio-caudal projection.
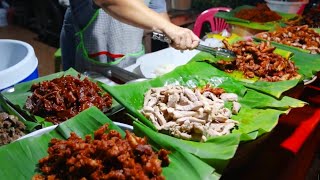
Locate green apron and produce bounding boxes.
[75,1,151,72]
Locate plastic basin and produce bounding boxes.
[265,0,309,14]
[0,39,38,91]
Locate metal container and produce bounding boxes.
[171,0,192,10]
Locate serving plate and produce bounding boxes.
[17,122,133,141]
[138,47,199,78]
[304,75,317,85]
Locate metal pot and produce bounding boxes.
[171,0,192,10]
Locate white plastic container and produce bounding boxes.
[265,0,309,14]
[0,39,39,91]
[0,8,7,27]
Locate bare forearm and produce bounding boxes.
[160,12,170,22]
[94,0,171,32]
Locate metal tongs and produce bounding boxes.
[152,32,236,61]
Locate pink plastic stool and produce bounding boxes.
[193,7,231,38]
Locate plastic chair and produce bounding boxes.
[193,7,231,38]
[296,4,306,15]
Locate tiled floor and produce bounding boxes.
[0,25,57,76]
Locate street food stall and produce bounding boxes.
[0,1,319,179]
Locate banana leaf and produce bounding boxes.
[231,107,287,141]
[215,5,297,30]
[0,94,39,131]
[101,61,304,169]
[190,51,301,98]
[239,89,305,110]
[0,107,218,180]
[1,68,121,130]
[206,33,243,45]
[133,120,239,174]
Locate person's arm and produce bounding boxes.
[93,0,199,50]
[159,12,170,21]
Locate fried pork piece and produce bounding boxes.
[25,75,112,124]
[258,25,320,54]
[0,112,26,146]
[140,84,240,142]
[218,40,300,82]
[33,124,170,180]
[286,6,320,28]
[235,3,282,23]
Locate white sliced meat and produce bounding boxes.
[232,101,241,114]
[226,119,239,124]
[175,101,204,111]
[144,113,161,130]
[213,100,226,110]
[146,96,158,107]
[160,121,177,131]
[173,110,198,119]
[216,108,232,118]
[214,115,228,123]
[142,106,154,113]
[167,93,180,108]
[143,90,152,106]
[194,108,208,119]
[220,122,237,135]
[206,128,223,137]
[184,88,198,102]
[176,116,206,124]
[194,89,203,101]
[141,85,239,142]
[193,123,204,133]
[179,93,192,105]
[153,106,167,126]
[179,132,192,140]
[167,107,175,114]
[158,103,168,112]
[180,120,192,132]
[220,93,238,102]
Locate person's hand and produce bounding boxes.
[163,25,200,50]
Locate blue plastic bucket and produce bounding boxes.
[0,39,39,91]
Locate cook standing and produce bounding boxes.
[61,0,199,72]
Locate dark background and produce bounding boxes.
[2,0,319,49]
